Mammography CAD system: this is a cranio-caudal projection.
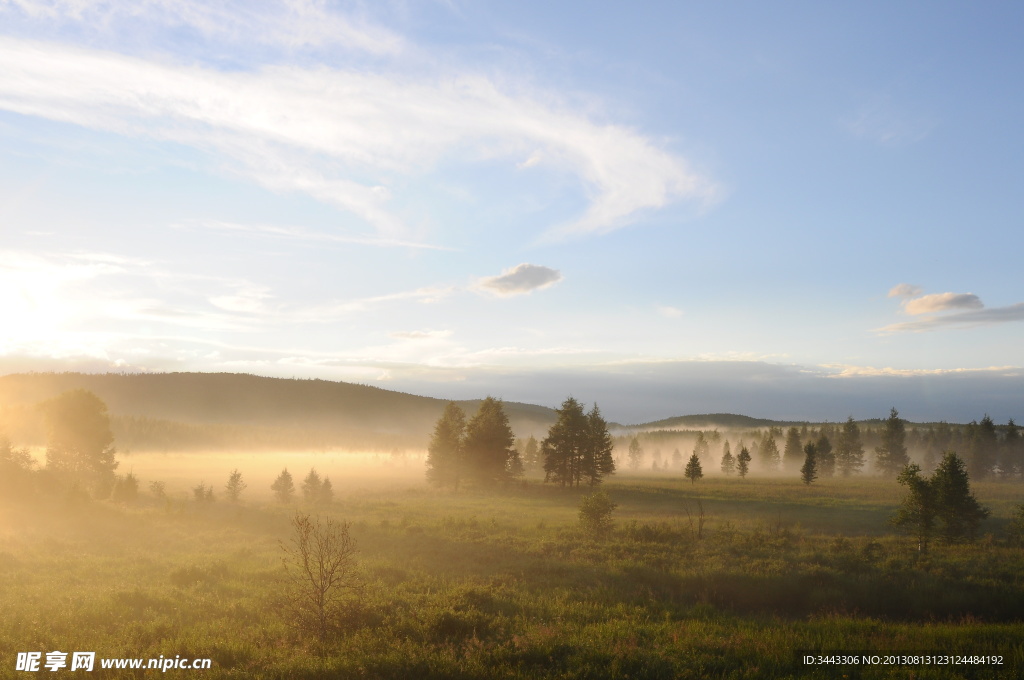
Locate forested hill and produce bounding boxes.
[0,372,557,451]
[628,413,803,430]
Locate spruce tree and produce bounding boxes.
[736,446,752,478]
[463,397,519,486]
[759,431,780,472]
[800,442,818,485]
[783,427,803,472]
[835,416,865,476]
[225,469,247,503]
[426,402,466,490]
[684,453,703,484]
[875,408,909,476]
[272,468,295,503]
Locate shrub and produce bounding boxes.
[578,491,617,538]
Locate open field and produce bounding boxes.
[2,454,1023,679]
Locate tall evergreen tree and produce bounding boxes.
[692,432,710,463]
[542,397,587,488]
[835,416,865,476]
[815,433,834,478]
[463,397,520,486]
[523,435,541,472]
[736,446,752,478]
[684,453,703,484]
[271,468,295,503]
[932,452,990,543]
[426,402,467,490]
[968,414,998,479]
[582,404,616,487]
[875,408,909,476]
[759,431,780,472]
[800,443,818,485]
[720,440,735,475]
[783,427,803,472]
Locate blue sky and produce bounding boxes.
[1,1,1022,423]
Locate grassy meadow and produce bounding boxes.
[2,452,1023,679]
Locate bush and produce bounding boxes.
[578,491,617,538]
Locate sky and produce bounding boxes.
[1,1,1023,424]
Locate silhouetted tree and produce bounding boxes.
[932,452,989,543]
[800,443,818,485]
[875,408,909,476]
[542,397,587,488]
[783,427,803,472]
[684,453,703,484]
[426,402,466,490]
[582,404,616,486]
[815,433,834,478]
[737,446,751,478]
[891,463,935,553]
[272,468,295,503]
[835,416,865,476]
[967,415,998,479]
[463,397,520,485]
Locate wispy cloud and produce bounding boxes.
[1,0,405,56]
[841,95,936,146]
[887,283,922,298]
[182,219,455,251]
[903,292,982,315]
[475,263,562,297]
[0,36,715,240]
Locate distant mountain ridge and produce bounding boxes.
[0,372,899,451]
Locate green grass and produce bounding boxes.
[1,469,1023,679]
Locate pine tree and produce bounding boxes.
[720,442,736,475]
[835,416,865,476]
[463,397,519,486]
[523,435,541,472]
[875,408,909,476]
[426,402,467,490]
[542,397,587,488]
[272,468,295,503]
[932,452,990,543]
[967,415,998,479]
[783,427,803,472]
[684,453,703,484]
[582,404,615,486]
[737,446,751,478]
[302,469,323,503]
[225,468,247,503]
[759,431,780,472]
[815,433,834,478]
[891,463,936,553]
[800,443,818,485]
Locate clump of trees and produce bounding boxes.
[891,452,990,552]
[425,397,522,490]
[43,389,118,495]
[302,469,334,505]
[541,398,615,488]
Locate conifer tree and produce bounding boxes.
[225,468,247,503]
[463,397,519,486]
[815,433,834,478]
[759,431,780,472]
[783,427,803,472]
[800,443,818,485]
[684,453,703,484]
[737,446,752,478]
[426,402,467,490]
[627,437,643,470]
[272,468,295,503]
[875,408,909,476]
[720,444,736,475]
[835,416,865,477]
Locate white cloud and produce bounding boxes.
[903,292,983,315]
[1,0,405,55]
[0,36,715,240]
[887,283,922,298]
[879,303,1024,333]
[476,263,562,297]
